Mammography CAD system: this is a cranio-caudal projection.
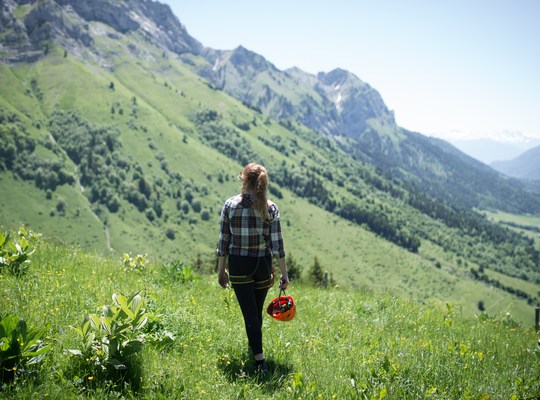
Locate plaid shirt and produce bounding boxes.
[217,193,285,258]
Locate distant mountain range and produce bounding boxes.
[491,145,540,180]
[446,136,540,165]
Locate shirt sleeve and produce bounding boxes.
[216,202,231,257]
[268,203,286,258]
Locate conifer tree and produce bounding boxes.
[308,256,324,287]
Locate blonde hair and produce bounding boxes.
[241,163,270,221]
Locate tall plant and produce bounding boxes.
[0,225,38,277]
[0,315,51,384]
[68,292,150,389]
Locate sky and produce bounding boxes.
[161,1,540,143]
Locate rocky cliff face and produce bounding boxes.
[0,0,202,62]
[315,68,396,139]
[201,46,396,140]
[1,0,45,61]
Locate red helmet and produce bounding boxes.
[266,290,296,321]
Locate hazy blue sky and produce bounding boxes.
[161,1,540,142]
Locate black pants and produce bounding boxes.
[228,254,272,356]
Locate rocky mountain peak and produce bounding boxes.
[317,68,353,87]
[0,0,202,62]
[224,45,279,73]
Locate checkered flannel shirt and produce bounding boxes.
[217,193,285,258]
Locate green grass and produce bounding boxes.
[1,237,539,399]
[485,210,540,247]
[0,175,106,251]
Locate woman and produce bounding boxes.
[216,162,289,374]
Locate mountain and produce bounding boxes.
[194,45,540,214]
[447,138,526,164]
[199,49,394,139]
[445,137,540,165]
[1,0,539,320]
[491,145,540,180]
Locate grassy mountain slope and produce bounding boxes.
[1,239,539,398]
[0,1,539,324]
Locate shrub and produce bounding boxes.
[165,228,175,240]
[122,253,148,272]
[145,208,156,222]
[107,196,120,213]
[56,199,66,215]
[161,260,197,284]
[0,225,38,277]
[0,315,51,384]
[191,198,202,213]
[181,200,190,214]
[67,292,150,390]
[200,209,210,221]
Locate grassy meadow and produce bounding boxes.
[485,211,540,246]
[1,232,539,399]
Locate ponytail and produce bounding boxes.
[241,163,270,221]
[255,171,270,221]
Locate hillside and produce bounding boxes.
[491,145,540,180]
[1,238,539,398]
[0,0,539,322]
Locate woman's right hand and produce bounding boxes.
[218,270,229,289]
[279,274,289,290]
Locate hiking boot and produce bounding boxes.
[255,359,268,374]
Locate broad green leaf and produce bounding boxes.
[23,326,48,347]
[131,294,143,315]
[134,315,148,331]
[112,292,121,305]
[0,232,8,247]
[114,323,131,336]
[115,294,135,319]
[108,358,127,370]
[70,324,85,336]
[81,319,92,336]
[68,349,83,356]
[0,339,10,352]
[101,316,112,334]
[16,318,28,339]
[88,314,100,331]
[19,237,29,251]
[1,315,19,336]
[23,343,51,358]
